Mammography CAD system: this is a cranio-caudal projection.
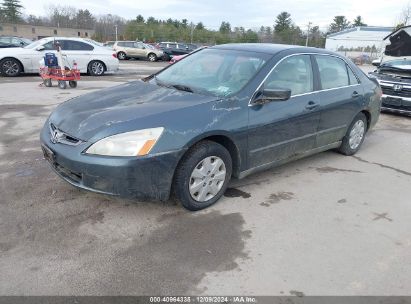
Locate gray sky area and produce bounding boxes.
[20,0,409,30]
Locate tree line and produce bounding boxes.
[0,0,374,47]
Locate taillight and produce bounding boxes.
[112,53,117,58]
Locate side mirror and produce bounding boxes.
[36,46,45,51]
[252,88,291,105]
[372,62,380,67]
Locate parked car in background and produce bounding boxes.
[40,44,381,211]
[369,25,411,115]
[103,41,115,48]
[156,42,198,59]
[113,41,164,61]
[0,37,119,77]
[0,36,32,48]
[351,54,371,65]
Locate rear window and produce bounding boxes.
[61,40,94,51]
[347,66,360,85]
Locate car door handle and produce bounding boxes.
[305,101,319,110]
[352,91,360,98]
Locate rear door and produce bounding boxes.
[314,55,363,146]
[248,54,321,168]
[60,40,93,71]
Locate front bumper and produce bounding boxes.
[40,123,185,201]
[381,94,411,115]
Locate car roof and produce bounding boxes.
[42,37,93,43]
[212,43,333,56]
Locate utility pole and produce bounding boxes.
[190,22,194,44]
[305,22,312,47]
[114,24,118,41]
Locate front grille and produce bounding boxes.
[49,123,82,146]
[381,86,411,98]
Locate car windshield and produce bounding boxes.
[24,38,48,49]
[154,48,269,97]
[144,43,154,49]
[20,38,33,45]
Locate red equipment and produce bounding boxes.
[40,66,80,89]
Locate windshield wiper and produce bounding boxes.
[171,84,193,93]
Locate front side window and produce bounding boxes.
[264,54,314,96]
[155,48,269,97]
[43,41,55,50]
[316,55,350,89]
[134,42,144,49]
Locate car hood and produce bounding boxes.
[49,80,219,141]
[0,47,30,56]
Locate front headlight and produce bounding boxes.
[85,127,164,156]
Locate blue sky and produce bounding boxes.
[20,0,410,30]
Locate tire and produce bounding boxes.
[88,60,105,76]
[0,58,22,77]
[147,53,157,62]
[43,78,52,87]
[173,140,232,211]
[338,112,368,155]
[69,81,77,88]
[117,52,126,60]
[58,80,67,89]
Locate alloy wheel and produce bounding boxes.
[2,60,20,76]
[91,61,104,76]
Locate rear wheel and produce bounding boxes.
[0,58,22,77]
[69,80,77,88]
[88,60,105,76]
[173,141,232,211]
[338,112,367,155]
[117,52,126,60]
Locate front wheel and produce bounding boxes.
[0,58,22,77]
[43,78,52,87]
[58,80,67,89]
[173,141,232,211]
[88,60,105,76]
[338,112,368,155]
[147,53,157,62]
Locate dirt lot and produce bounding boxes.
[0,61,411,295]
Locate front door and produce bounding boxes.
[133,42,147,59]
[247,54,321,168]
[26,40,57,72]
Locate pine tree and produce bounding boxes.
[1,0,23,23]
